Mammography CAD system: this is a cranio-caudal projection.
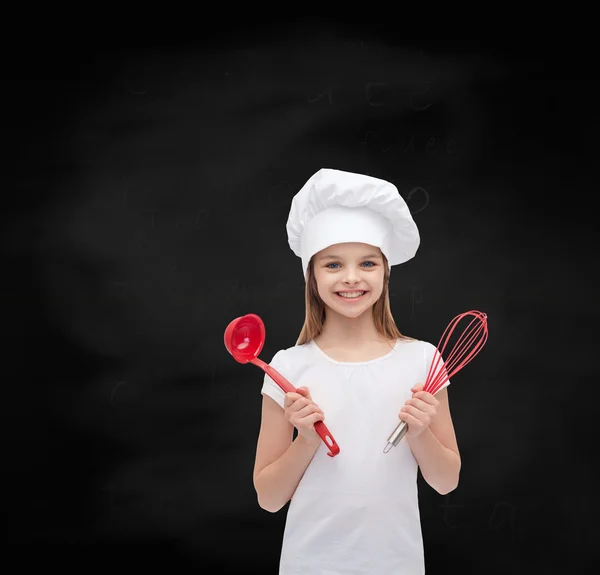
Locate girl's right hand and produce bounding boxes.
[284,387,325,444]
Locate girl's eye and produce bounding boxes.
[326,261,376,269]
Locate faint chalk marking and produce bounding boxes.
[308,86,333,105]
[399,135,415,154]
[488,501,517,537]
[446,139,456,154]
[124,75,146,96]
[366,82,388,107]
[110,381,128,404]
[440,494,466,529]
[360,130,381,145]
[229,278,251,307]
[195,210,209,229]
[148,209,159,229]
[406,186,430,214]
[426,137,436,154]
[409,81,432,111]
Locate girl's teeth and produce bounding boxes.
[337,291,365,298]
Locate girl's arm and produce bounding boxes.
[405,387,461,495]
[253,395,320,512]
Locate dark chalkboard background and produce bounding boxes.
[4,21,595,574]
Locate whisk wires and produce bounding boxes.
[426,310,488,395]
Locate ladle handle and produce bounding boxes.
[263,364,296,394]
[259,362,341,457]
[313,420,341,458]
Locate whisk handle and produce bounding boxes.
[383,386,442,453]
[383,421,408,453]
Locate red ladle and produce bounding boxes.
[224,313,340,457]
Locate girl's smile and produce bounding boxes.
[334,290,370,302]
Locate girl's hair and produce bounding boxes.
[295,252,415,346]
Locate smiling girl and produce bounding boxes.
[252,168,461,575]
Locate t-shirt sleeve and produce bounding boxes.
[260,349,288,409]
[422,341,452,394]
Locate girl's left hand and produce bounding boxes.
[398,383,439,439]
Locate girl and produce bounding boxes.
[253,168,461,574]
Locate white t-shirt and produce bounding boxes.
[260,337,450,575]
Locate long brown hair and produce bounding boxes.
[295,252,415,347]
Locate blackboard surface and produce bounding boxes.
[3,19,595,574]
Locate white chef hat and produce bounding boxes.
[286,168,420,279]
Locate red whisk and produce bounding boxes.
[383,310,488,453]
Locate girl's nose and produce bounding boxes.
[343,268,361,284]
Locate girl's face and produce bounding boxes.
[312,242,385,319]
